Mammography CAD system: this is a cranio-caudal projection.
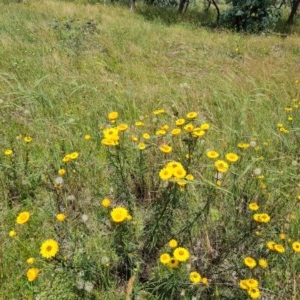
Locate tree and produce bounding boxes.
[287,0,300,24]
[222,0,282,32]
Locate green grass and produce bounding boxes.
[0,1,300,299]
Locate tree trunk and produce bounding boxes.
[287,0,300,24]
[178,0,189,14]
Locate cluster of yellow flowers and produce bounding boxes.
[159,239,208,285]
[277,98,299,134]
[9,211,62,282]
[62,151,79,163]
[244,256,268,269]
[239,278,260,299]
[159,161,193,187]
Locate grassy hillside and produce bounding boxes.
[0,1,299,299]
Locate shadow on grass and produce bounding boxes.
[136,4,218,27]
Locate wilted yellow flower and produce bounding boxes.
[101,198,111,208]
[244,257,257,269]
[173,247,190,262]
[26,268,39,282]
[56,213,66,222]
[110,207,129,223]
[189,271,201,284]
[40,239,59,259]
[16,211,30,225]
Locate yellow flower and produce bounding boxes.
[267,241,276,251]
[246,278,259,288]
[201,277,208,286]
[167,161,182,169]
[186,112,198,119]
[247,287,260,299]
[173,247,190,262]
[160,253,171,264]
[200,123,210,130]
[244,257,257,269]
[225,152,239,163]
[168,239,178,248]
[101,198,111,208]
[168,257,179,268]
[9,230,17,237]
[214,160,229,173]
[274,244,285,253]
[248,202,259,211]
[138,142,146,150]
[84,134,91,141]
[172,166,187,179]
[190,271,201,284]
[40,239,59,259]
[185,174,194,181]
[110,207,129,223]
[56,213,66,222]
[70,152,79,160]
[153,109,165,115]
[26,268,39,282]
[16,211,30,225]
[292,241,300,253]
[184,123,194,132]
[62,154,72,163]
[161,124,169,131]
[142,133,150,140]
[135,121,144,127]
[239,279,248,290]
[238,142,250,149]
[108,111,118,121]
[117,123,128,131]
[27,257,35,265]
[253,213,270,223]
[175,118,185,126]
[23,136,32,143]
[159,144,172,154]
[4,149,13,156]
[155,129,167,136]
[258,259,268,268]
[58,169,66,176]
[171,128,181,136]
[206,150,219,159]
[279,233,286,240]
[192,128,205,137]
[159,168,173,181]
